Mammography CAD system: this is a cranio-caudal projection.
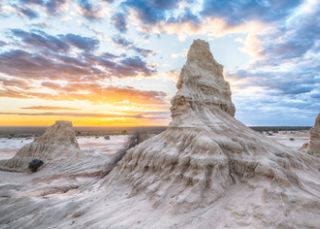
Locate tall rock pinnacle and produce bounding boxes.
[105,40,320,227]
[171,40,235,128]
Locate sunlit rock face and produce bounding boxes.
[109,39,320,220]
[170,39,235,128]
[309,114,320,155]
[0,121,80,172]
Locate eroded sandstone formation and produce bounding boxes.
[0,121,80,172]
[309,113,320,155]
[105,39,320,221]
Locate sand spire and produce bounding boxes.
[171,39,235,128]
[107,40,315,213]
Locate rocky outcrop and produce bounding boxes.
[0,121,80,172]
[308,113,320,155]
[103,39,320,226]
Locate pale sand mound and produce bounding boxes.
[0,121,80,172]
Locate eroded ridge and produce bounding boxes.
[109,40,315,211]
[0,121,80,172]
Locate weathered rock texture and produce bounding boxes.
[308,113,320,155]
[0,121,80,172]
[104,39,320,225]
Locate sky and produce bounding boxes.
[0,0,319,127]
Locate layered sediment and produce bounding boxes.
[105,40,320,225]
[308,113,320,155]
[0,121,80,172]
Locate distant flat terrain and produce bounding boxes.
[0,126,311,138]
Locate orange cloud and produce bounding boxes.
[0,81,171,126]
[0,110,170,127]
[21,106,79,111]
[1,82,168,107]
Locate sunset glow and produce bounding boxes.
[0,0,319,126]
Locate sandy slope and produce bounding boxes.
[264,130,309,150]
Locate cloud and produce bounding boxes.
[1,0,318,126]
[0,110,170,121]
[77,0,109,20]
[113,0,302,39]
[125,9,269,42]
[21,106,79,110]
[63,33,99,51]
[11,29,69,52]
[202,0,303,24]
[19,0,69,15]
[257,3,320,64]
[40,82,168,105]
[18,7,39,19]
[120,0,180,24]
[0,111,144,118]
[11,29,99,52]
[112,35,154,57]
[0,80,168,107]
[45,0,69,14]
[226,2,320,125]
[112,35,132,48]
[0,77,31,89]
[0,3,39,20]
[0,29,156,80]
[111,13,127,32]
[0,49,101,81]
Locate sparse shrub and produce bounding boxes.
[28,159,44,172]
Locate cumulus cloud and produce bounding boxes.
[226,1,320,125]
[114,0,302,35]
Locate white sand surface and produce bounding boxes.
[263,130,309,150]
[0,135,128,160]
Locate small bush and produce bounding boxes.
[28,159,44,172]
